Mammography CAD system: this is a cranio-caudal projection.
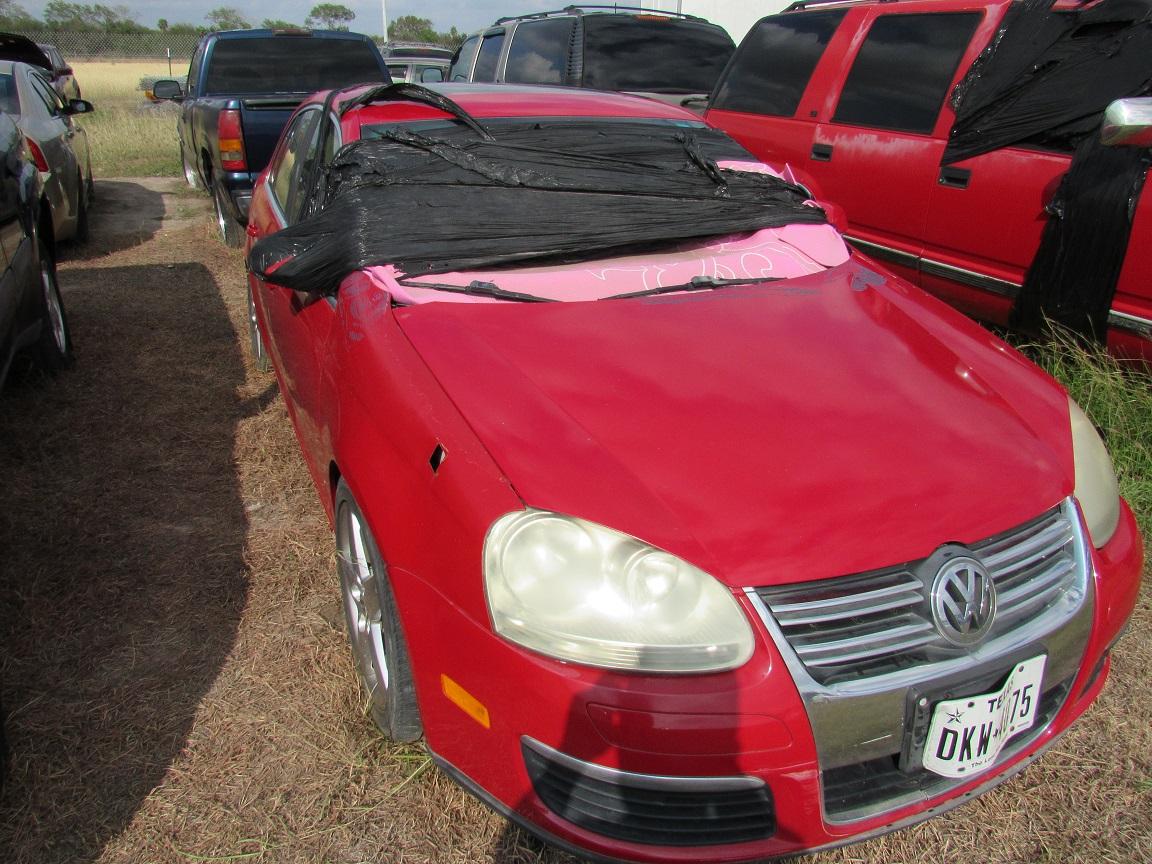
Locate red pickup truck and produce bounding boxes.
[707,0,1152,361]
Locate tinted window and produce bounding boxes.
[711,11,845,116]
[505,18,573,84]
[833,13,981,134]
[582,17,735,93]
[0,73,19,114]
[472,31,505,82]
[27,72,62,115]
[386,63,409,82]
[187,42,206,95]
[449,36,480,81]
[203,38,386,95]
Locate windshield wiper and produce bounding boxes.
[396,279,554,303]
[603,274,783,301]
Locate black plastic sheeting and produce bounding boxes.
[248,90,825,294]
[1011,134,1151,338]
[945,0,1152,341]
[946,0,1152,164]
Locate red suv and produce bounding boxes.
[706,0,1152,361]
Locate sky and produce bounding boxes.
[21,1,557,35]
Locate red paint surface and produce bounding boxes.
[246,84,1145,862]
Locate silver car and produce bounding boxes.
[0,58,93,244]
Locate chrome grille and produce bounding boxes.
[755,503,1085,684]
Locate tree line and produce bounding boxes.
[0,2,466,45]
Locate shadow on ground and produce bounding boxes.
[0,262,248,863]
[59,179,173,261]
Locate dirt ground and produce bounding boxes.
[0,178,1148,864]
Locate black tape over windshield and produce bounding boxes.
[248,117,825,294]
[944,0,1152,341]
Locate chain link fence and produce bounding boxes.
[20,30,202,61]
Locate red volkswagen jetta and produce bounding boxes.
[244,83,1142,862]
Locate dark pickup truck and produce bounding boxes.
[152,28,390,246]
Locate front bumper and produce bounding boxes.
[402,499,1142,863]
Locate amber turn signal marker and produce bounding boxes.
[441,674,490,729]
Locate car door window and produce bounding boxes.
[711,11,846,117]
[0,73,20,114]
[472,31,505,82]
[27,71,63,116]
[449,36,480,81]
[832,13,981,134]
[186,43,205,96]
[504,18,572,84]
[269,109,321,224]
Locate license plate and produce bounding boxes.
[922,655,1046,779]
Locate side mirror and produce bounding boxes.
[1101,97,1152,148]
[64,98,94,115]
[420,68,444,83]
[151,79,184,101]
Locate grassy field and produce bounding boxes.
[1029,332,1152,538]
[73,60,183,178]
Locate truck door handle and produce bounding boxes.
[811,143,833,162]
[939,167,971,189]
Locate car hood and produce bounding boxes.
[394,259,1073,587]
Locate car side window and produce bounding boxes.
[711,11,846,117]
[186,43,206,96]
[472,31,506,82]
[504,18,573,85]
[449,36,480,81]
[27,71,63,116]
[269,109,321,224]
[832,12,981,135]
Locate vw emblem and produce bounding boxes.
[930,556,997,646]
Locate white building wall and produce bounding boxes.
[643,1,792,42]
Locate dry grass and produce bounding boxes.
[0,180,1148,864]
[72,60,182,178]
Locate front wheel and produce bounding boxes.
[334,481,422,742]
[212,182,243,248]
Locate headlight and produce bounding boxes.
[1069,397,1120,547]
[483,509,755,673]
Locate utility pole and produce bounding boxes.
[381,0,389,41]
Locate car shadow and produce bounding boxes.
[58,179,182,262]
[0,262,248,863]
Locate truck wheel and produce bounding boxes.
[212,182,244,248]
[180,143,200,190]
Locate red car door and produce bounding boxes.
[1110,184,1152,357]
[804,8,987,286]
[920,145,1071,325]
[248,105,340,491]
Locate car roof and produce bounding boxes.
[492,6,711,25]
[330,82,702,122]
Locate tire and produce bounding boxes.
[247,281,270,372]
[74,172,89,243]
[34,234,73,371]
[212,181,243,248]
[334,480,422,742]
[180,143,200,190]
